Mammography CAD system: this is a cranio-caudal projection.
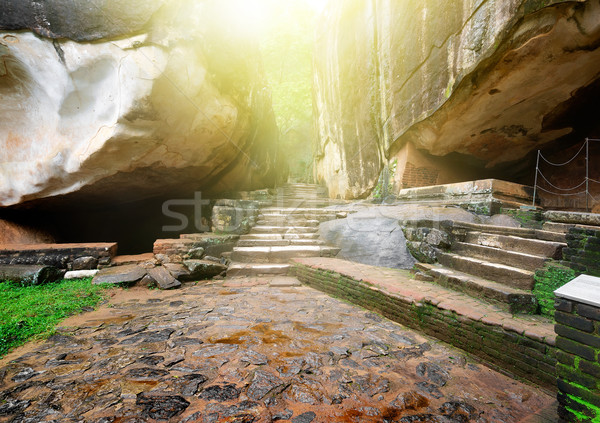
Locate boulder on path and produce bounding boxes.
[92,264,147,285]
[0,265,64,285]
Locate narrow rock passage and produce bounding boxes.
[0,280,555,422]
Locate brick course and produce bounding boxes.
[554,297,600,421]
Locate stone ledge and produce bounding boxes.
[0,242,117,269]
[555,275,600,308]
[291,257,556,390]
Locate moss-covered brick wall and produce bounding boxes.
[563,228,600,278]
[554,298,600,422]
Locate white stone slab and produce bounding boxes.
[64,270,99,279]
[554,274,600,308]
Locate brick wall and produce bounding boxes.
[293,263,556,390]
[401,162,439,189]
[554,297,600,421]
[562,227,600,277]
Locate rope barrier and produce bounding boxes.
[532,137,600,212]
[536,170,587,191]
[538,141,587,166]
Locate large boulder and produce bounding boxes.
[313,0,600,199]
[0,0,281,208]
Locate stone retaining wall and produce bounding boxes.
[0,243,117,269]
[293,263,556,390]
[563,227,600,277]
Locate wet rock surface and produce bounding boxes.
[0,280,555,422]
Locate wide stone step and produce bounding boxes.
[237,239,291,247]
[452,242,549,272]
[415,263,537,314]
[240,233,321,241]
[256,219,320,227]
[237,239,325,247]
[464,231,565,259]
[260,207,349,215]
[437,252,535,290]
[250,226,319,234]
[231,246,340,263]
[227,263,290,277]
[451,221,567,243]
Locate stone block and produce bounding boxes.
[555,311,594,332]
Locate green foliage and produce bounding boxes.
[0,278,111,357]
[533,262,576,317]
[259,1,316,134]
[373,160,397,200]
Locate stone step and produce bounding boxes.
[237,239,325,247]
[256,219,320,227]
[542,221,600,234]
[260,207,349,215]
[464,231,565,259]
[227,263,290,277]
[237,239,291,247]
[451,221,567,243]
[437,252,535,290]
[231,246,340,264]
[452,242,549,272]
[240,233,321,240]
[415,263,538,314]
[250,226,319,234]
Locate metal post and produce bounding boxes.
[586,138,589,212]
[533,150,540,208]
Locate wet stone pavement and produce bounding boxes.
[0,278,555,422]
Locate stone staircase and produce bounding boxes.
[416,222,567,314]
[227,184,348,277]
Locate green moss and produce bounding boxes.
[501,208,544,229]
[533,262,576,317]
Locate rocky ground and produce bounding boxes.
[0,277,556,422]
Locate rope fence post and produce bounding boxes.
[586,137,589,212]
[532,150,540,208]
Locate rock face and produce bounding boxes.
[0,0,280,208]
[313,0,600,200]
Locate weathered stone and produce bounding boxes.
[314,0,600,199]
[136,393,190,420]
[212,200,260,235]
[186,247,205,260]
[545,211,600,226]
[247,370,284,400]
[0,220,54,245]
[199,384,240,401]
[241,350,269,366]
[0,264,64,285]
[319,207,416,269]
[148,266,181,290]
[92,264,146,285]
[392,391,430,411]
[72,256,98,271]
[163,263,191,281]
[183,260,227,281]
[64,269,99,280]
[292,411,316,423]
[416,363,450,387]
[0,1,281,218]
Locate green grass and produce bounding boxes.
[0,278,112,357]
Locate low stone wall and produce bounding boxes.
[153,234,239,263]
[0,243,117,269]
[554,277,600,422]
[293,262,556,390]
[562,227,600,277]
